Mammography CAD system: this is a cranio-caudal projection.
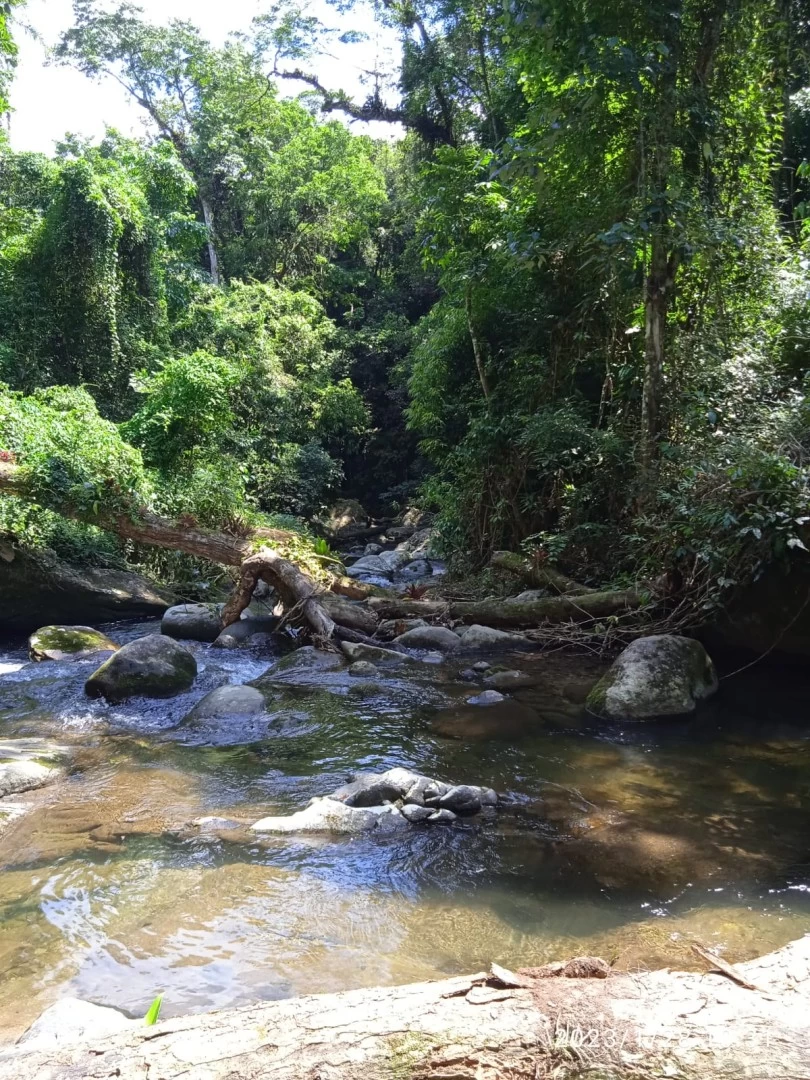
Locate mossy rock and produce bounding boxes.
[28,625,118,662]
[586,635,718,721]
[85,633,197,703]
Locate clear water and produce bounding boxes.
[0,619,809,1040]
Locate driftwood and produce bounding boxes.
[3,937,810,1079]
[368,588,645,628]
[490,550,596,595]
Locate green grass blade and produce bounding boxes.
[144,993,164,1026]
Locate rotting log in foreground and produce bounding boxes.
[3,938,809,1079]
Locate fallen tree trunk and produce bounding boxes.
[368,588,646,628]
[3,937,809,1079]
[490,550,596,595]
[0,462,376,643]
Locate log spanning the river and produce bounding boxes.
[0,461,369,644]
[2,939,809,1079]
[368,588,646,628]
[490,549,596,595]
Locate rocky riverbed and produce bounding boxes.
[1,614,810,1046]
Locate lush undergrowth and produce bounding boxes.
[0,0,809,622]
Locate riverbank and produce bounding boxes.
[3,936,808,1079]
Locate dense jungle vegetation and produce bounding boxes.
[1,0,810,626]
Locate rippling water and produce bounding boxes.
[0,619,808,1040]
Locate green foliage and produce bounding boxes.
[0,383,151,517]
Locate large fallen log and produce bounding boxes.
[368,588,646,628]
[3,937,809,1079]
[0,462,376,643]
[490,550,596,595]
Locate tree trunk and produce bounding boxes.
[0,462,373,642]
[4,938,810,1079]
[368,588,644,627]
[200,195,220,285]
[465,282,491,404]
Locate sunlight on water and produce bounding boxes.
[0,621,809,1040]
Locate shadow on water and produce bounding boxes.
[0,623,809,1036]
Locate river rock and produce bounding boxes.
[161,603,222,643]
[484,669,537,690]
[399,559,433,579]
[377,549,411,572]
[251,797,405,834]
[272,646,345,674]
[183,684,265,720]
[340,641,412,665]
[330,767,422,807]
[17,998,134,1050]
[84,634,197,703]
[458,624,529,649]
[364,543,383,556]
[472,661,491,673]
[348,661,379,677]
[437,785,481,814]
[0,548,174,634]
[586,635,719,721]
[467,690,505,705]
[426,808,457,824]
[28,625,118,662]
[400,803,434,823]
[345,555,392,579]
[377,617,428,640]
[212,617,278,649]
[322,498,368,537]
[393,625,460,652]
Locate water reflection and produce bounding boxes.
[0,625,808,1040]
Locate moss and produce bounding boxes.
[29,624,118,660]
[386,1031,441,1080]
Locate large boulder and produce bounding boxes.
[586,635,718,721]
[28,625,118,662]
[393,625,460,652]
[321,499,368,537]
[161,603,222,643]
[0,548,174,634]
[85,634,197,703]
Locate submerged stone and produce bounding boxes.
[586,635,718,721]
[348,660,379,678]
[484,669,538,690]
[467,690,505,705]
[28,625,118,662]
[212,617,279,649]
[183,684,265,720]
[0,759,60,798]
[85,634,197,703]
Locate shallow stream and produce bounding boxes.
[0,620,809,1040]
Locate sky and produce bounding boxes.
[8,0,400,153]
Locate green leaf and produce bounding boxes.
[144,994,164,1026]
